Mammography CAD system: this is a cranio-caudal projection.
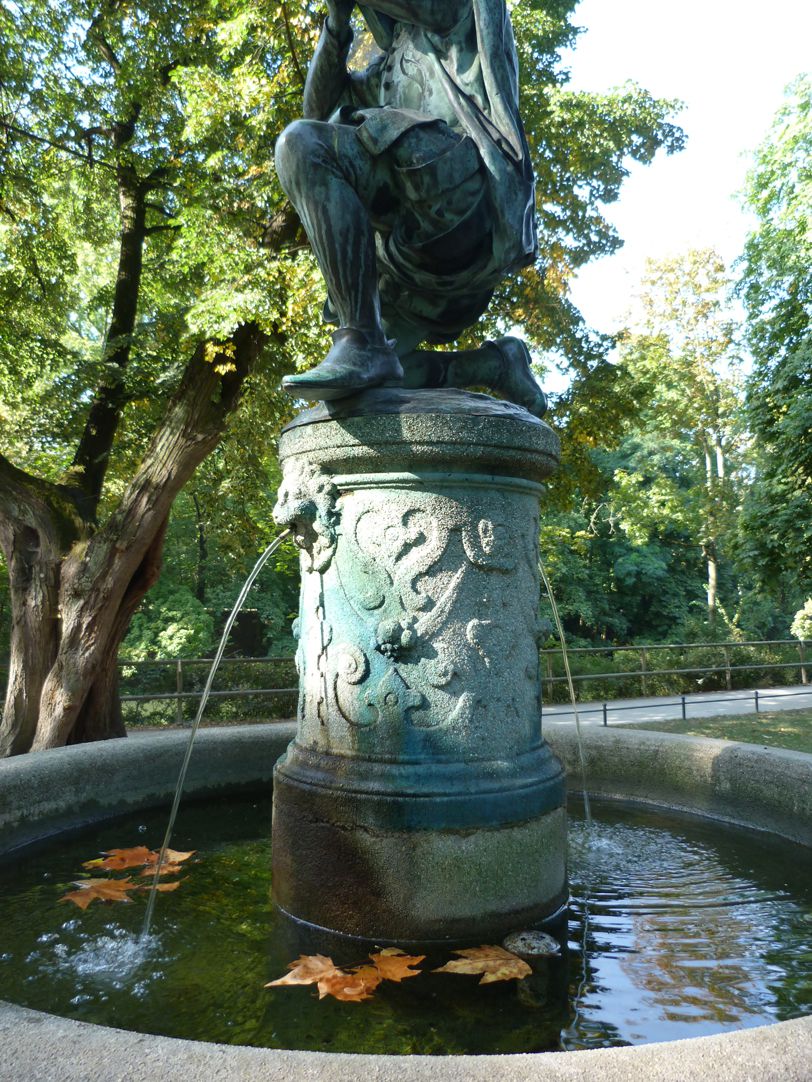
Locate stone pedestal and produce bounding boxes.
[272,389,566,945]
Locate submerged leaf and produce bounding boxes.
[369,947,425,982]
[433,945,532,984]
[59,878,139,909]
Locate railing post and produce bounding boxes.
[640,647,648,696]
[176,659,184,726]
[723,646,732,691]
[545,652,554,702]
[799,641,808,686]
[754,688,760,714]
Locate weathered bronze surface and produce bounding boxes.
[276,1,545,414]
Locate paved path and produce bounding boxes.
[542,684,812,727]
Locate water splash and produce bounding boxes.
[141,529,292,939]
[538,559,592,827]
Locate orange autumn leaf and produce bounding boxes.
[369,947,425,982]
[139,863,184,878]
[83,846,156,871]
[59,877,139,910]
[318,967,378,1003]
[83,847,195,873]
[147,849,195,867]
[139,879,183,893]
[433,945,532,984]
[265,954,341,989]
[265,954,383,1003]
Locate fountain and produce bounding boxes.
[266,0,568,949]
[0,1,811,1075]
[270,396,566,945]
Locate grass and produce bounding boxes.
[629,708,812,754]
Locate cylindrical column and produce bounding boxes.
[272,391,566,944]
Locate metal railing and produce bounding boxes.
[0,639,808,726]
[543,685,812,726]
[538,639,809,703]
[117,656,298,726]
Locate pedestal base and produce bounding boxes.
[272,744,567,943]
[272,390,566,944]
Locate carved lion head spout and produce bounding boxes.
[273,461,338,573]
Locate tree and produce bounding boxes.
[0,0,302,753]
[612,251,746,631]
[738,75,812,593]
[0,0,683,753]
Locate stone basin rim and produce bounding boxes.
[0,722,810,1081]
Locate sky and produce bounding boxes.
[561,0,812,338]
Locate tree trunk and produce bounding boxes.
[29,326,266,752]
[702,440,718,629]
[705,542,718,630]
[68,518,169,744]
[0,527,61,755]
[192,492,207,603]
[71,171,147,521]
[0,460,82,756]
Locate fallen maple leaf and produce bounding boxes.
[265,954,341,988]
[59,878,139,910]
[138,863,184,878]
[147,848,195,867]
[370,947,425,982]
[138,879,182,893]
[265,954,383,1003]
[83,847,195,873]
[318,967,379,1003]
[433,945,532,984]
[83,847,156,871]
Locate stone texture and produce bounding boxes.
[272,398,566,941]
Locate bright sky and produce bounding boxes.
[562,0,812,337]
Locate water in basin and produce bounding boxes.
[0,795,809,1055]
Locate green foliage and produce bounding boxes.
[738,76,812,591]
[121,581,215,661]
[791,600,812,643]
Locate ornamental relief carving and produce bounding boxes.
[296,484,541,739]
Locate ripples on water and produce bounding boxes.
[0,796,809,1055]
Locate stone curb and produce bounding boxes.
[0,723,810,1080]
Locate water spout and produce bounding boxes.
[539,560,592,828]
[141,529,292,939]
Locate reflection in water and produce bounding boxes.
[0,798,809,1055]
[565,809,811,1048]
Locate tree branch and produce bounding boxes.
[0,454,82,549]
[0,118,117,172]
[281,1,307,87]
[144,223,181,236]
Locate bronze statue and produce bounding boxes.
[276,0,547,416]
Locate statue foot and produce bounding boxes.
[282,329,403,402]
[487,337,548,419]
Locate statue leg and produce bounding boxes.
[399,337,548,419]
[275,119,403,400]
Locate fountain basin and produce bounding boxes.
[0,723,810,1079]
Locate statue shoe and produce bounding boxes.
[282,328,404,402]
[487,336,548,419]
